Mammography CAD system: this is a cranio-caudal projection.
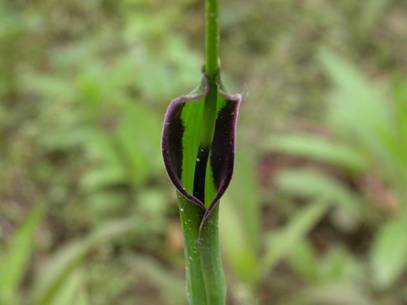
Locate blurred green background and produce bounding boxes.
[0,0,406,304]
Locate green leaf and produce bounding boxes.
[131,255,186,305]
[115,101,162,186]
[0,204,45,304]
[289,243,362,285]
[80,130,127,191]
[220,153,261,283]
[81,101,162,191]
[371,213,407,288]
[358,0,391,34]
[288,240,320,283]
[279,283,374,305]
[262,200,329,273]
[220,197,259,283]
[319,49,402,182]
[392,79,407,188]
[265,133,368,172]
[317,247,361,283]
[32,218,136,305]
[49,271,86,305]
[275,168,364,219]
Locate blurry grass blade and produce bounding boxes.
[393,78,407,133]
[116,102,162,186]
[279,283,373,305]
[32,218,136,305]
[319,47,387,131]
[220,197,259,283]
[80,130,127,191]
[358,0,391,34]
[319,49,398,170]
[49,270,84,305]
[220,153,261,283]
[262,200,329,273]
[76,289,90,305]
[289,242,361,284]
[227,153,261,249]
[129,37,201,100]
[265,133,368,172]
[359,0,392,34]
[317,247,361,283]
[393,79,407,182]
[131,255,186,305]
[287,240,320,283]
[319,49,407,212]
[81,101,162,191]
[275,169,364,217]
[0,204,45,303]
[371,213,407,288]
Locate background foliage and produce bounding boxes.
[0,0,406,304]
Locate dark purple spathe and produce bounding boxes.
[162,74,241,228]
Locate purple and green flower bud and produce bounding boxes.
[162,72,241,229]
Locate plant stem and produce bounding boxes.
[178,196,207,305]
[199,207,226,305]
[205,0,220,80]
[201,0,220,147]
[200,1,226,305]
[179,198,226,305]
[181,1,226,305]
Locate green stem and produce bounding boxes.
[200,1,226,305]
[179,199,226,305]
[202,0,220,147]
[181,1,225,305]
[178,196,207,305]
[199,207,226,305]
[205,0,220,79]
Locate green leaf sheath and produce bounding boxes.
[199,207,226,305]
[178,197,227,305]
[178,196,207,305]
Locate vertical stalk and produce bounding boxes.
[178,196,207,305]
[181,1,225,305]
[199,206,226,305]
[205,0,220,79]
[201,0,220,147]
[200,1,226,305]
